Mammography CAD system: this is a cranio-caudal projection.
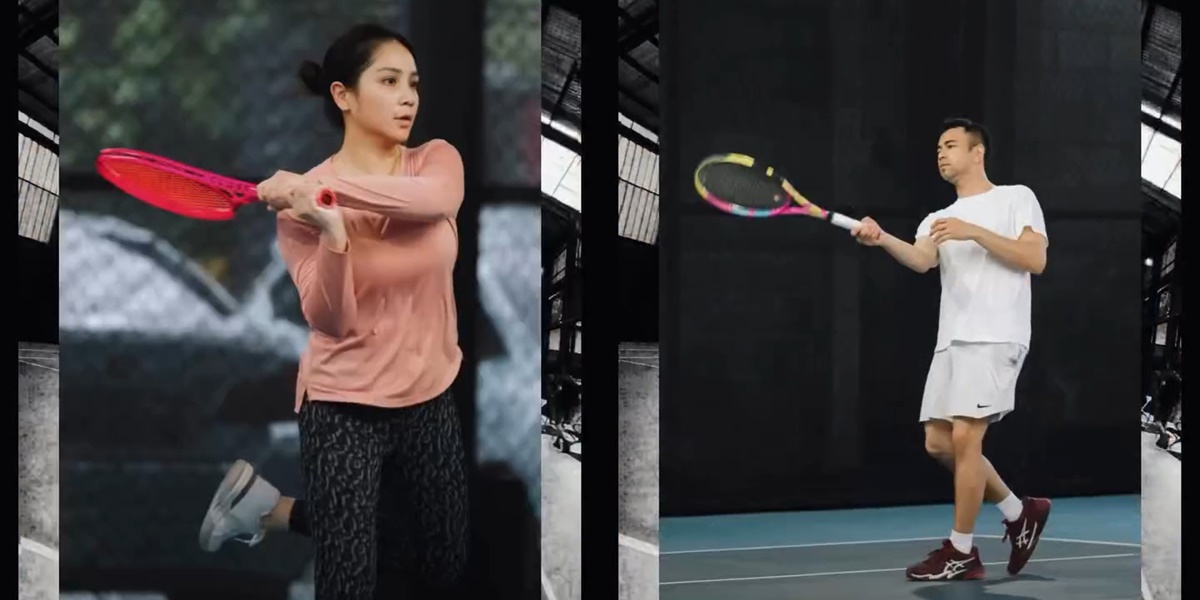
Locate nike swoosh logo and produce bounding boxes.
[977,404,991,408]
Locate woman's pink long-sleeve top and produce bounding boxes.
[276,139,464,411]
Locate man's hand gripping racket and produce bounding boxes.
[95,148,338,221]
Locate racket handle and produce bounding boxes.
[317,189,337,207]
[829,212,861,231]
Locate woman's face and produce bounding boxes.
[334,40,420,144]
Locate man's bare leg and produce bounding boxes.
[950,417,990,537]
[923,420,1011,503]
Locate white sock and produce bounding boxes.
[997,493,1024,522]
[949,530,973,554]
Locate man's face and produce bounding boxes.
[936,127,982,182]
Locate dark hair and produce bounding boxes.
[298,23,417,128]
[942,117,992,159]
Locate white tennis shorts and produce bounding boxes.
[919,341,1028,424]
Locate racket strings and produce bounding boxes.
[700,163,786,208]
[101,161,235,215]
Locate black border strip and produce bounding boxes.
[579,1,619,597]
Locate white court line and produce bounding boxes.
[619,533,660,556]
[1035,536,1141,548]
[618,359,659,369]
[540,568,560,600]
[663,536,947,555]
[18,537,59,561]
[662,553,1139,585]
[662,534,1140,555]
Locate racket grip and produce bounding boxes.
[317,189,337,207]
[829,212,861,231]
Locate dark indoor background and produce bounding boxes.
[56,0,541,597]
[16,0,59,346]
[660,0,1142,515]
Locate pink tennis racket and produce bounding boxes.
[95,148,336,221]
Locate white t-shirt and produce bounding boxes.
[916,184,1047,352]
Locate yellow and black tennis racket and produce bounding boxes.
[694,153,860,230]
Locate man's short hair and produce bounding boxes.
[942,117,991,158]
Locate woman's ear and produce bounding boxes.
[330,81,352,112]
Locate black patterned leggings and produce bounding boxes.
[293,390,469,599]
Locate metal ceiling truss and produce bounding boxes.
[18,119,57,153]
[618,121,657,154]
[17,1,60,133]
[616,3,659,134]
[17,3,58,50]
[542,123,583,155]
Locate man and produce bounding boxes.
[852,118,1052,581]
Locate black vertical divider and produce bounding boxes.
[580,1,619,597]
[408,1,487,594]
[411,0,484,493]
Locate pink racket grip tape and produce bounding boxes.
[316,189,338,208]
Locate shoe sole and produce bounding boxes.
[1008,499,1052,575]
[906,570,986,582]
[198,460,255,552]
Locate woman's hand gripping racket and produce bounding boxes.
[694,153,861,231]
[95,148,337,221]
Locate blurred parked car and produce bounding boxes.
[59,209,311,585]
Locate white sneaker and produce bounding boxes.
[198,460,281,552]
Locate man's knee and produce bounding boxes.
[924,424,954,466]
[951,417,988,456]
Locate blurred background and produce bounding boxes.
[57,0,541,597]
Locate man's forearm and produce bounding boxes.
[972,228,1045,274]
[880,233,936,273]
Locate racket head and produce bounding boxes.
[95,149,259,221]
[694,153,828,219]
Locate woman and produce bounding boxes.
[197,24,468,598]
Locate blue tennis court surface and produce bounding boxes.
[662,495,1140,599]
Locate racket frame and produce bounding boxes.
[96,148,336,221]
[694,153,860,230]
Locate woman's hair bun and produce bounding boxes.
[298,60,325,95]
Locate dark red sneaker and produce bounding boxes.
[905,539,985,581]
[1002,497,1052,575]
